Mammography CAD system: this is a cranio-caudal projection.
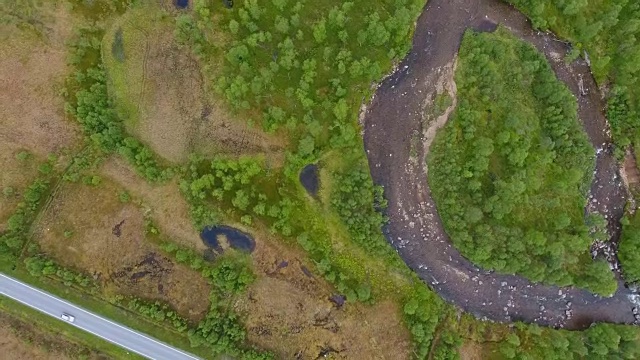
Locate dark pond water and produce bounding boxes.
[299,164,319,197]
[200,225,255,253]
[175,0,188,8]
[475,19,498,32]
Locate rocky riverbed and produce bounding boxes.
[363,0,638,329]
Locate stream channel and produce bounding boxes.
[363,0,639,329]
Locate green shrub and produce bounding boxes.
[15,151,31,161]
[619,213,640,282]
[330,164,390,255]
[0,178,49,258]
[2,187,15,197]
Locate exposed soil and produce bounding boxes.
[458,341,483,360]
[235,225,412,359]
[35,180,211,322]
[621,150,640,196]
[363,0,637,328]
[132,21,202,163]
[0,4,80,156]
[100,157,206,251]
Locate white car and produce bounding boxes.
[61,313,75,323]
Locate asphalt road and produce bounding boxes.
[0,273,201,360]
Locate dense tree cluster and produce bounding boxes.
[490,322,640,359]
[24,255,95,289]
[619,212,640,282]
[126,298,189,332]
[160,241,255,295]
[507,0,640,160]
[428,29,616,295]
[403,286,452,359]
[176,0,426,150]
[0,178,49,262]
[68,65,170,182]
[330,164,391,255]
[182,156,277,230]
[186,295,248,355]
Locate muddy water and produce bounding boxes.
[363,0,637,328]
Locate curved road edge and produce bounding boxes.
[0,273,200,360]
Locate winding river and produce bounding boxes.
[363,0,639,328]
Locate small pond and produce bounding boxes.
[200,225,255,253]
[175,0,189,9]
[299,164,319,197]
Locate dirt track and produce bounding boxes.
[363,0,638,328]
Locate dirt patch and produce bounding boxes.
[103,7,285,164]
[621,149,640,195]
[0,3,81,227]
[100,157,205,251]
[0,311,104,360]
[35,179,210,321]
[235,226,412,359]
[458,341,483,360]
[123,13,201,163]
[0,3,81,157]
